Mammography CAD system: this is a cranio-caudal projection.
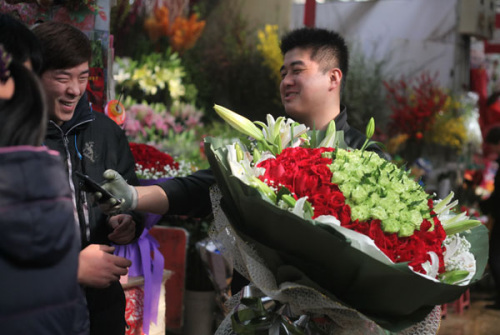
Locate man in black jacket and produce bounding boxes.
[33,22,144,335]
[97,27,382,218]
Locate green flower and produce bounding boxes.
[329,148,432,237]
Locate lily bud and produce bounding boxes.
[253,148,261,164]
[214,104,264,141]
[235,142,244,162]
[250,178,277,203]
[442,219,481,236]
[319,120,337,148]
[366,117,375,139]
[281,194,297,207]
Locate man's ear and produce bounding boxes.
[329,68,342,91]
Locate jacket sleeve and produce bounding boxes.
[113,123,145,240]
[157,168,215,218]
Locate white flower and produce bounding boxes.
[168,78,185,100]
[226,143,261,184]
[421,252,440,279]
[254,114,309,152]
[443,234,476,285]
[113,68,131,83]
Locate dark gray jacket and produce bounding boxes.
[0,146,88,334]
[44,95,144,335]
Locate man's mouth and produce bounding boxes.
[284,91,298,100]
[59,100,77,112]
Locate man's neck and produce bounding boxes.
[306,107,340,131]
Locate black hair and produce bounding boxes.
[0,61,47,147]
[0,13,42,73]
[486,126,500,145]
[32,21,91,75]
[280,27,349,80]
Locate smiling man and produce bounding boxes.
[33,22,144,335]
[279,28,375,153]
[41,62,90,124]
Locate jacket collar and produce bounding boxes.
[333,104,350,132]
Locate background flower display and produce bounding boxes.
[113,49,198,107]
[256,24,282,87]
[384,72,482,164]
[384,72,448,163]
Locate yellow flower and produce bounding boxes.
[257,25,282,85]
[168,78,185,100]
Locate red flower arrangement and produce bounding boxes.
[384,72,448,139]
[257,146,447,275]
[129,142,179,179]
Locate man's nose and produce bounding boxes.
[281,73,293,86]
[67,80,82,96]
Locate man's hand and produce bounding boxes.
[78,244,132,288]
[96,169,138,214]
[108,214,136,245]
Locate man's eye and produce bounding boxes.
[56,78,69,83]
[293,69,302,74]
[280,72,287,79]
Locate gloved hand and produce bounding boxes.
[96,169,138,214]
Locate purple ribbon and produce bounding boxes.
[113,177,170,335]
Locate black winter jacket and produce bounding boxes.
[156,105,385,217]
[44,95,144,335]
[0,146,88,334]
[44,96,144,247]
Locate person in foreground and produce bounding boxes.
[0,47,88,334]
[32,21,144,335]
[0,13,42,72]
[96,27,383,218]
[480,126,500,310]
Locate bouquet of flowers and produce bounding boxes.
[204,105,489,334]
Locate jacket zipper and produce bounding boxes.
[51,120,93,243]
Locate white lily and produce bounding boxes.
[226,143,260,184]
[433,191,481,235]
[421,252,440,279]
[226,143,276,203]
[255,114,308,154]
[442,234,476,285]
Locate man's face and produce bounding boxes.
[279,48,332,126]
[41,62,89,125]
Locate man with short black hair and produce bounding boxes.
[33,21,144,335]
